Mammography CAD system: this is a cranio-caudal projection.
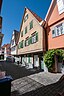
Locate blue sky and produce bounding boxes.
[1,0,51,45]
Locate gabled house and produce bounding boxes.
[0,44,11,60]
[18,7,47,70]
[45,0,64,72]
[10,30,20,62]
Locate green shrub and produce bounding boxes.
[44,49,64,71]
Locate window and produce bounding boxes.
[25,26,27,34]
[30,20,33,30]
[11,40,14,45]
[56,24,62,36]
[36,32,38,42]
[28,37,32,45]
[21,31,23,37]
[25,38,29,46]
[28,57,30,63]
[32,35,36,43]
[57,0,64,14]
[23,40,25,47]
[52,23,64,37]
[31,32,38,43]
[24,14,28,22]
[18,41,23,48]
[11,47,15,51]
[23,29,25,35]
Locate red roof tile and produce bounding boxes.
[28,8,42,22]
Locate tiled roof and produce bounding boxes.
[2,44,10,48]
[28,8,42,22]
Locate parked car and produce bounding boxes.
[6,56,15,63]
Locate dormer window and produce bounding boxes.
[57,0,64,14]
[24,14,28,22]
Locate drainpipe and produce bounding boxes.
[42,21,48,72]
[54,54,58,73]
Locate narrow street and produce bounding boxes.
[0,61,64,96]
[0,61,40,80]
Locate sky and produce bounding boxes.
[1,0,51,45]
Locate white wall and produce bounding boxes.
[44,62,48,72]
[11,49,16,55]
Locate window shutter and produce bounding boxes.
[25,40,26,46]
[19,41,23,48]
[20,42,22,48]
[18,42,21,49]
[23,40,25,47]
[21,31,23,37]
[30,36,32,44]
[30,20,33,30]
[28,38,30,45]
[36,32,38,41]
[25,27,27,34]
[22,41,23,48]
[28,57,30,63]
[62,23,64,34]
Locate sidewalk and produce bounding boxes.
[28,72,62,85]
[11,72,63,96]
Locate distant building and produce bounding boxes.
[18,7,47,69]
[10,30,20,63]
[45,0,64,72]
[0,0,4,47]
[0,0,2,13]
[0,44,11,60]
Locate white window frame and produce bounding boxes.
[52,22,64,38]
[26,39,29,46]
[57,0,64,14]
[32,35,36,43]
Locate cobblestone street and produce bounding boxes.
[11,73,64,96]
[0,61,64,96]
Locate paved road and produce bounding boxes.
[0,61,64,96]
[11,76,43,96]
[11,74,64,96]
[0,61,41,80]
